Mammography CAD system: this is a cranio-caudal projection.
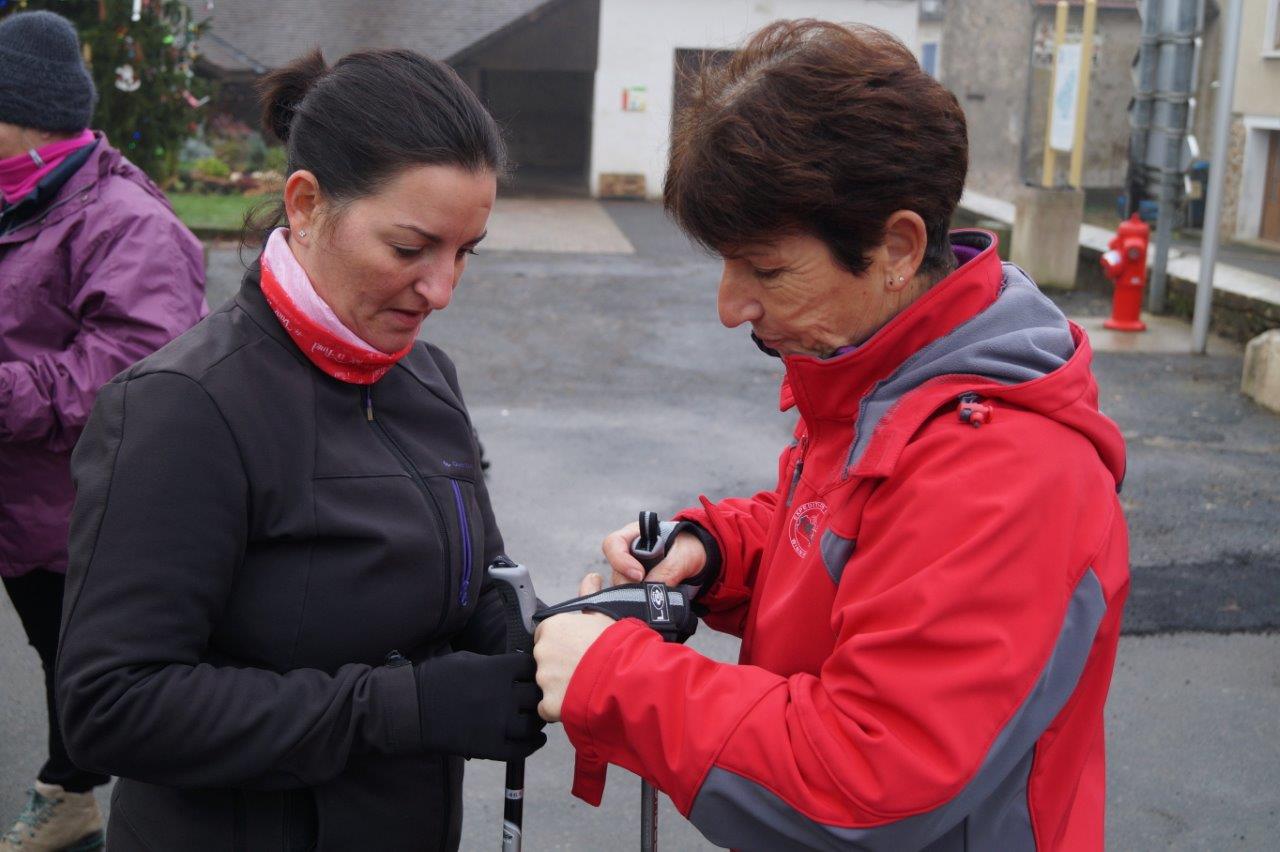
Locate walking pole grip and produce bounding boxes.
[489,557,538,852]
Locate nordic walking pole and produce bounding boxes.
[488,556,539,852]
[629,511,670,852]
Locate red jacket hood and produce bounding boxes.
[778,230,1126,488]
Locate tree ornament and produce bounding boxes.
[115,64,141,92]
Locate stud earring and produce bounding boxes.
[299,229,307,238]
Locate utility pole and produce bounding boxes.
[1191,0,1244,353]
[1069,0,1098,188]
[1042,1,1070,187]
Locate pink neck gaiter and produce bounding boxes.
[0,130,95,205]
[260,228,411,384]
[263,227,386,350]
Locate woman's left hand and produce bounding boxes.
[532,572,614,722]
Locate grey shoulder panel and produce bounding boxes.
[820,529,856,584]
[844,265,1076,472]
[688,569,1107,851]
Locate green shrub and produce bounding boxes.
[263,146,288,173]
[192,156,231,179]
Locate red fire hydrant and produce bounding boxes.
[1099,213,1150,332]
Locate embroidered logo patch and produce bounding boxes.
[789,500,828,557]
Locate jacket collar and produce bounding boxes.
[0,132,126,245]
[236,261,307,356]
[0,139,97,233]
[781,230,1004,427]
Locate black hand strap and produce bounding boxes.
[533,582,699,644]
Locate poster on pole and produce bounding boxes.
[1049,43,1081,153]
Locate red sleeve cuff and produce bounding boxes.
[559,618,654,806]
[561,617,650,756]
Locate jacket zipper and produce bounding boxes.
[449,479,473,606]
[363,385,455,631]
[785,435,809,507]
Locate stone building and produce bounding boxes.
[940,0,1141,200]
[1208,0,1280,245]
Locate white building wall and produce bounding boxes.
[590,0,920,199]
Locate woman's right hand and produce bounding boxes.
[602,521,707,587]
[414,651,546,761]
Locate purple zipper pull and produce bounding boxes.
[450,479,473,606]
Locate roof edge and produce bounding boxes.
[447,0,576,65]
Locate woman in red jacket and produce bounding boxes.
[534,20,1129,851]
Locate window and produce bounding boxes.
[921,42,939,77]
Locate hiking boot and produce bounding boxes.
[0,782,104,852]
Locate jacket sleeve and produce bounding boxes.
[561,417,1117,849]
[57,372,421,791]
[674,438,786,635]
[0,207,206,452]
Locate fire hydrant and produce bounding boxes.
[1099,213,1150,332]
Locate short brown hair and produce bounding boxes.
[665,20,968,277]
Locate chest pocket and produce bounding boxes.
[810,478,877,586]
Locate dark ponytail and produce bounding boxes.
[243,47,505,248]
[259,48,327,145]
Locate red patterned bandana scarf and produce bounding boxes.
[258,255,412,384]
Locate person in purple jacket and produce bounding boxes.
[0,11,205,851]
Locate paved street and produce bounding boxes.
[2,199,1277,849]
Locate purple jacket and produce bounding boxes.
[0,134,206,578]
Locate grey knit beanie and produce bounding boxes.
[0,10,97,131]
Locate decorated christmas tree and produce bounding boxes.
[0,0,210,182]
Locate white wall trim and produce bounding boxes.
[1265,0,1280,57]
[1235,116,1277,240]
[1242,115,1280,132]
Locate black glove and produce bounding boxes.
[415,651,546,761]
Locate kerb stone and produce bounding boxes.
[1241,329,1280,412]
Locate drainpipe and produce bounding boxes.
[1147,0,1201,313]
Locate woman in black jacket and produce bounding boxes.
[55,48,543,851]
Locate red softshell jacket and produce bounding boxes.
[561,232,1129,851]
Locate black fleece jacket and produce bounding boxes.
[57,267,510,851]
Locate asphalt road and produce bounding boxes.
[1,200,1276,849]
